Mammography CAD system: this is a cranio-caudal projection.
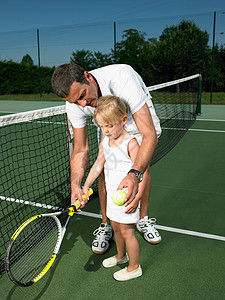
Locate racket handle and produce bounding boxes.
[73,200,81,210]
[73,188,94,210]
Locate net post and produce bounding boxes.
[197,73,202,115]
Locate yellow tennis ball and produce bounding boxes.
[112,190,126,206]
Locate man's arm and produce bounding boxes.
[132,103,158,172]
[70,126,89,204]
[118,103,158,202]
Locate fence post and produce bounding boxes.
[210,11,216,104]
[37,29,42,101]
[114,22,117,63]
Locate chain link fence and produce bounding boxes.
[0,10,224,103]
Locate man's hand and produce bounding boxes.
[117,173,139,206]
[71,185,86,209]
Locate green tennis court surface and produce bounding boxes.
[0,100,64,116]
[1,104,225,299]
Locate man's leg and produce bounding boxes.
[91,172,113,254]
[139,167,151,219]
[137,167,162,244]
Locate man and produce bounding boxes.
[51,63,162,254]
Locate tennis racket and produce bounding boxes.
[5,188,93,287]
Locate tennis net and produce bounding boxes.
[0,73,201,273]
[149,74,201,165]
[0,106,98,273]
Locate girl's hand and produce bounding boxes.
[124,199,139,214]
[82,186,90,202]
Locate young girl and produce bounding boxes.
[83,95,146,281]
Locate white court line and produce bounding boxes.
[2,196,225,242]
[188,128,225,133]
[162,127,225,133]
[155,225,225,242]
[196,118,225,122]
[77,211,225,242]
[189,128,225,133]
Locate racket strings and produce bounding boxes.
[8,216,59,284]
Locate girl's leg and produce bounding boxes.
[120,224,139,272]
[111,220,126,259]
[98,172,109,224]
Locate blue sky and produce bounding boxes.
[0,0,224,67]
[0,0,224,33]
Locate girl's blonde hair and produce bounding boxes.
[94,95,128,126]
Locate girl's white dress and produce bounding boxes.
[103,135,140,224]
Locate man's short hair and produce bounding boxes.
[51,63,89,98]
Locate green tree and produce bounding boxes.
[213,44,225,91]
[152,20,211,82]
[0,60,54,94]
[21,54,33,65]
[70,49,112,70]
[92,51,113,69]
[70,50,95,70]
[115,29,155,84]
[115,29,147,65]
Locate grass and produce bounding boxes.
[0,93,63,102]
[0,92,224,104]
[201,92,225,105]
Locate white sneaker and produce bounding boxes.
[113,265,142,281]
[92,223,113,254]
[136,217,161,244]
[102,254,129,268]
